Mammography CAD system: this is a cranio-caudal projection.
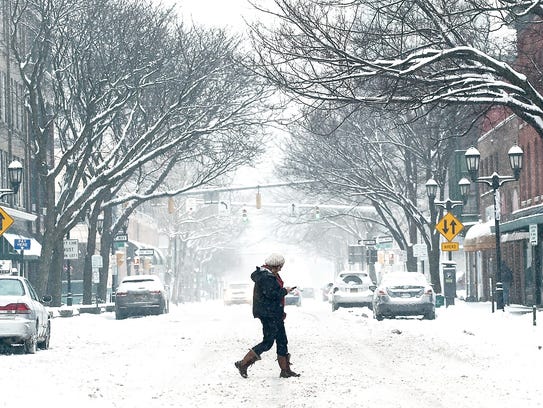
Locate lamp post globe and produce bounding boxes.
[458,177,471,201]
[96,215,104,235]
[7,160,23,193]
[464,146,481,181]
[425,178,438,199]
[507,145,524,179]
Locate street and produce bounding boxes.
[1,299,542,408]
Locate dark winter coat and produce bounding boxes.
[501,262,513,284]
[251,266,287,319]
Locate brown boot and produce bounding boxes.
[278,353,301,378]
[235,349,260,378]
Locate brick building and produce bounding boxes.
[463,17,543,306]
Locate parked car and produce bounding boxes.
[322,282,333,302]
[223,282,252,305]
[371,271,436,321]
[0,275,52,353]
[114,275,169,320]
[285,287,302,306]
[331,271,374,311]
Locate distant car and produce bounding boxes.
[371,272,436,321]
[285,288,302,306]
[0,275,52,353]
[301,287,315,298]
[331,271,374,311]
[322,283,333,302]
[223,282,252,305]
[115,274,169,320]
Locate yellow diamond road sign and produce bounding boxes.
[436,212,464,242]
[0,206,14,236]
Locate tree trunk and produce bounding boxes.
[97,206,114,303]
[46,241,64,306]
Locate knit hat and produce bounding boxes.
[265,253,285,267]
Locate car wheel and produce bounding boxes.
[332,302,339,312]
[37,322,51,350]
[24,335,37,354]
[425,309,436,320]
[115,310,125,320]
[374,310,384,321]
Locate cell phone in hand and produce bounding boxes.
[290,286,297,291]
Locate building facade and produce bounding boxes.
[463,17,543,306]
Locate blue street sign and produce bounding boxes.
[14,238,31,250]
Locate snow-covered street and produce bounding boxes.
[1,299,542,408]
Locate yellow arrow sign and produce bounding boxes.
[0,206,14,236]
[436,212,464,242]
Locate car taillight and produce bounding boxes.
[377,289,387,296]
[0,303,31,314]
[150,290,162,295]
[116,291,127,297]
[425,288,433,295]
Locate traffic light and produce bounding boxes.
[315,206,320,219]
[368,249,378,264]
[115,252,125,267]
[242,208,248,223]
[256,192,262,209]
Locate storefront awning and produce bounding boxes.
[2,232,41,259]
[499,212,543,234]
[463,221,495,252]
[501,231,530,243]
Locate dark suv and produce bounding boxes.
[114,275,169,319]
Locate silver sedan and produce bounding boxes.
[372,272,436,320]
[0,275,52,353]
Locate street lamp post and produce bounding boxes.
[0,160,23,199]
[459,145,524,312]
[425,178,465,262]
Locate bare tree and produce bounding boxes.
[10,0,272,303]
[248,0,543,137]
[153,197,246,303]
[278,104,477,292]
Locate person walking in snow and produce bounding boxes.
[234,253,301,379]
[501,261,513,306]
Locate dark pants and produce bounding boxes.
[252,316,288,357]
[503,282,511,305]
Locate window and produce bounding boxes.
[0,279,25,296]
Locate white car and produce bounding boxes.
[223,282,252,305]
[0,275,52,353]
[371,271,436,320]
[331,271,374,311]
